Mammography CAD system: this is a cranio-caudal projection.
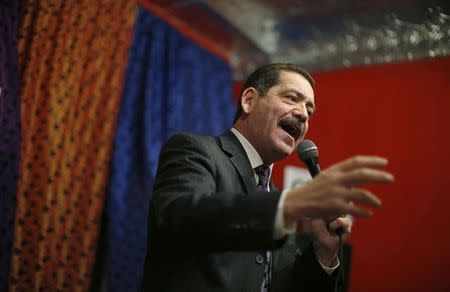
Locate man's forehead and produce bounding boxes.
[278,70,312,85]
[274,71,314,96]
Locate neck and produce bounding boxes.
[233,121,278,165]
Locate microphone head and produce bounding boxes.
[297,139,319,162]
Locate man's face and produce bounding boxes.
[240,71,315,164]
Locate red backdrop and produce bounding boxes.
[234,57,450,292]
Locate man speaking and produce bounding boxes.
[141,63,394,291]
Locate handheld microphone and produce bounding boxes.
[297,140,344,236]
[297,139,320,178]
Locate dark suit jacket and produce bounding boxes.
[142,131,338,291]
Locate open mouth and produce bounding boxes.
[279,118,303,141]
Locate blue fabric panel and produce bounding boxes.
[104,6,234,291]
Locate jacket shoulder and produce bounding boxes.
[164,132,219,150]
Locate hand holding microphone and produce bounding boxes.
[284,139,394,271]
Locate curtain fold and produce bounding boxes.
[104,6,234,291]
[11,1,136,291]
[0,2,21,292]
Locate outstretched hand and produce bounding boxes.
[283,155,394,225]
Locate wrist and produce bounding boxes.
[318,256,340,274]
[283,189,299,226]
[313,243,338,267]
[317,253,338,268]
[274,189,297,239]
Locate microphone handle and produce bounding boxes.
[304,157,320,178]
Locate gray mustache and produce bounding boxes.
[279,117,305,135]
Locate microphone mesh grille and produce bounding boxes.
[297,139,319,161]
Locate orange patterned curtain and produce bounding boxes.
[10,1,136,291]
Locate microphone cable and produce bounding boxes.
[334,234,345,292]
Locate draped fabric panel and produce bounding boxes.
[10,1,136,291]
[105,7,234,291]
[0,2,21,292]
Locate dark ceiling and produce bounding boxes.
[147,0,450,79]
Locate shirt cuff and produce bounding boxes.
[318,257,340,275]
[273,188,297,239]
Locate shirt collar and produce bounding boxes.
[230,128,273,176]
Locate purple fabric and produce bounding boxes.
[0,2,21,291]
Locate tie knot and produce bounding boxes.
[255,165,270,192]
[255,165,270,179]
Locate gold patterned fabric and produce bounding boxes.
[10,1,136,291]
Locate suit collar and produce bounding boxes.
[219,130,257,193]
[230,128,274,174]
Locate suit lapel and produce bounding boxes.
[219,131,257,194]
[220,131,288,268]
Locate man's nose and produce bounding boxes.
[292,104,308,122]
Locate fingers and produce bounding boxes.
[329,191,379,218]
[340,168,394,186]
[324,155,394,188]
[324,156,393,218]
[341,203,373,218]
[327,217,352,234]
[343,187,381,207]
[285,154,394,221]
[330,155,389,172]
[321,201,374,218]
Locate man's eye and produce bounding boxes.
[286,96,296,102]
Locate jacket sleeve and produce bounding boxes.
[273,235,340,292]
[291,244,340,291]
[150,132,287,251]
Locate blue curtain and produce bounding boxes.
[0,2,21,291]
[104,7,234,292]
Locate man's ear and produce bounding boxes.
[241,87,258,114]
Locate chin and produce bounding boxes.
[266,134,296,162]
[273,142,295,160]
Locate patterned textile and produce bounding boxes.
[10,1,136,291]
[0,2,21,291]
[104,6,234,291]
[255,165,270,192]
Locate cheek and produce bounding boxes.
[303,122,309,138]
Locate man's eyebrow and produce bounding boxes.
[282,88,306,98]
